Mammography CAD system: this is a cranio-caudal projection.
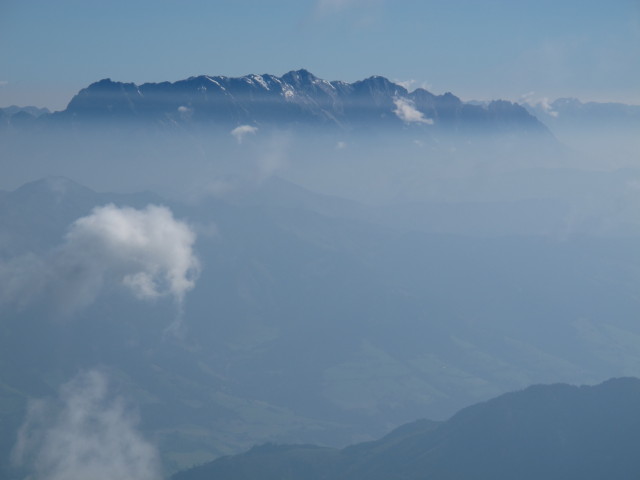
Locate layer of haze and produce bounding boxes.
[1,118,640,477]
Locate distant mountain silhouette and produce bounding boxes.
[39,70,548,135]
[523,97,640,130]
[173,378,640,480]
[0,105,50,128]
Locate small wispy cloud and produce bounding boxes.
[13,369,161,480]
[177,105,193,119]
[520,92,559,117]
[394,79,416,91]
[314,0,382,17]
[393,97,434,125]
[520,91,536,102]
[256,131,291,179]
[316,0,357,14]
[231,125,258,144]
[394,80,434,93]
[539,98,559,117]
[0,253,47,309]
[0,80,8,87]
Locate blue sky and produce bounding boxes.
[1,0,638,110]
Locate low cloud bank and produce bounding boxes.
[12,369,161,480]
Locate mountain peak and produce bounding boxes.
[281,69,319,85]
[357,75,403,89]
[88,78,130,89]
[284,68,315,78]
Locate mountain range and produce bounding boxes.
[4,71,639,154]
[173,377,640,480]
[1,70,547,135]
[3,71,638,140]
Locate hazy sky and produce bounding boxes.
[1,0,639,110]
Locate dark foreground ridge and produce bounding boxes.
[1,70,548,135]
[173,377,640,480]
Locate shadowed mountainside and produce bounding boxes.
[173,378,640,480]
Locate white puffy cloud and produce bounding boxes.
[0,204,200,316]
[57,204,199,308]
[393,97,434,125]
[256,131,291,178]
[231,125,258,144]
[13,369,161,480]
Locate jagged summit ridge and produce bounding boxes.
[41,70,548,135]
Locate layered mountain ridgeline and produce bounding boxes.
[524,97,640,129]
[174,378,640,480]
[523,97,640,162]
[0,105,50,128]
[2,70,546,135]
